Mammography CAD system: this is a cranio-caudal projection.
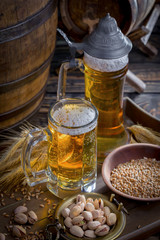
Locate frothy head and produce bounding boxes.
[49,99,98,135]
[84,52,128,72]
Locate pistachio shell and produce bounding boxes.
[12,225,26,237]
[96,216,106,224]
[103,206,111,217]
[61,208,70,218]
[99,198,104,209]
[77,202,85,212]
[85,202,95,212]
[100,210,104,216]
[70,225,84,238]
[84,230,96,238]
[64,217,73,228]
[76,195,86,205]
[0,233,5,240]
[72,216,85,226]
[82,211,93,221]
[70,206,81,218]
[68,203,76,210]
[28,210,38,224]
[86,198,94,204]
[94,199,99,209]
[95,224,110,236]
[82,223,88,231]
[106,213,117,226]
[92,210,101,219]
[14,206,28,215]
[14,213,28,224]
[87,221,101,230]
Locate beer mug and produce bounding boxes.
[22,98,98,197]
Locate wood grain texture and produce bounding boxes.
[59,0,155,41]
[0,0,58,131]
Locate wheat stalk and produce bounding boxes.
[0,138,25,173]
[0,123,48,191]
[128,125,160,145]
[0,151,48,191]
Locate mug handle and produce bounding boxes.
[57,58,84,100]
[21,127,53,187]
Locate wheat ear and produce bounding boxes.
[127,125,160,145]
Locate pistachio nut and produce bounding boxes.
[82,223,88,231]
[103,206,111,217]
[12,225,26,237]
[14,206,28,215]
[76,202,85,212]
[72,216,85,226]
[84,229,96,238]
[70,225,84,238]
[14,213,28,224]
[61,208,70,218]
[87,221,101,230]
[85,202,95,212]
[106,213,117,226]
[95,224,110,236]
[82,211,93,221]
[100,210,104,217]
[93,199,99,209]
[99,198,104,209]
[76,195,86,205]
[92,209,101,219]
[64,217,73,228]
[96,216,106,224]
[70,205,82,218]
[86,198,94,204]
[68,203,76,210]
[28,210,38,224]
[0,233,5,240]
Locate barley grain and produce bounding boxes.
[110,157,160,198]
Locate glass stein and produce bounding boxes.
[21,98,98,198]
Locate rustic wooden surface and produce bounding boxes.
[0,13,160,240]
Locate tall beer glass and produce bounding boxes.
[22,98,98,197]
[83,53,129,161]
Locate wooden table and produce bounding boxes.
[0,16,160,240]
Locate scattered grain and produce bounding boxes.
[16,197,22,201]
[39,204,44,208]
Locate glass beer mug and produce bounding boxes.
[57,13,132,162]
[22,98,98,198]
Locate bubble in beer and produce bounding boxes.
[51,104,97,135]
[84,52,128,72]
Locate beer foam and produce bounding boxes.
[84,52,128,72]
[51,104,97,135]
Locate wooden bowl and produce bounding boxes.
[102,143,160,201]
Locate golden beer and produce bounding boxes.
[22,98,98,198]
[84,62,128,160]
[47,99,98,190]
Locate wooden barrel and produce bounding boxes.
[0,0,58,131]
[59,0,155,41]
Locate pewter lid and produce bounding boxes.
[83,13,132,59]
